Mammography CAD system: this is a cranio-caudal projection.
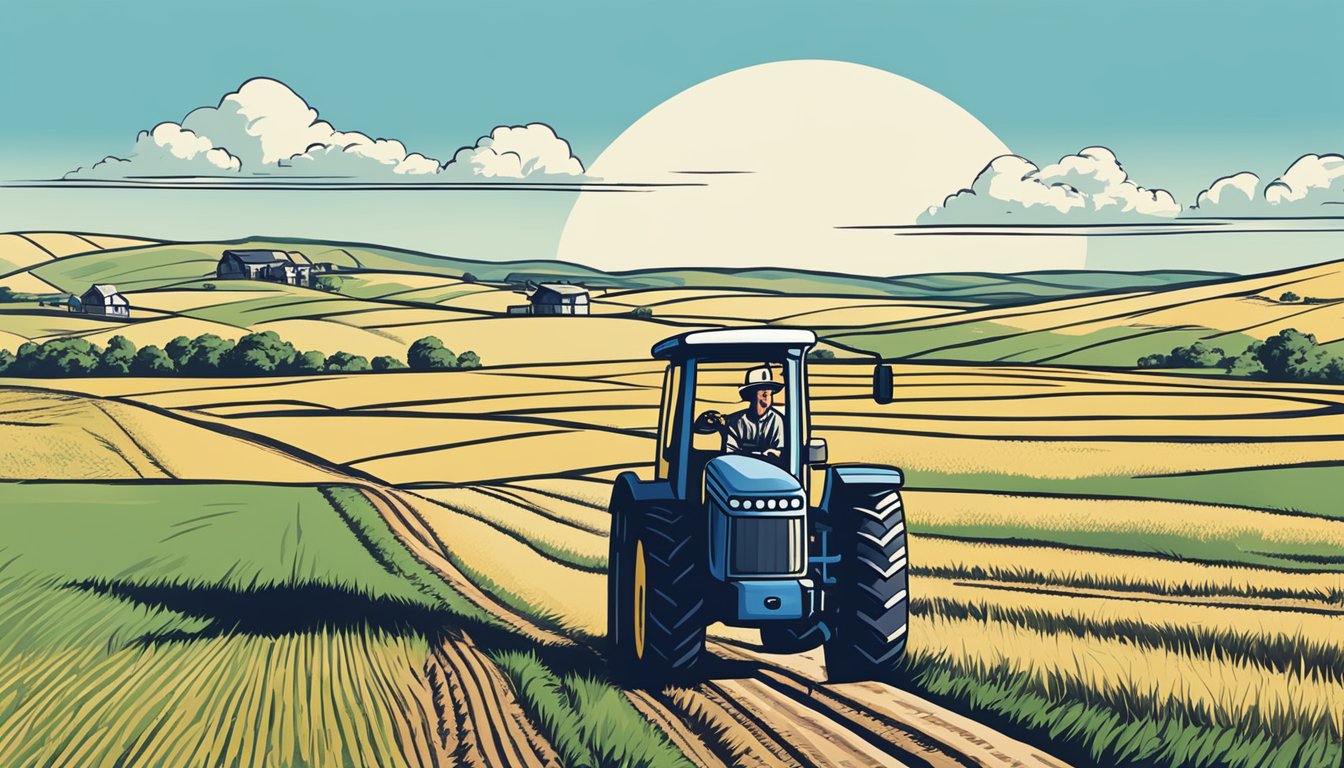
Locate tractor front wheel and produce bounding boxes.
[823,474,909,682]
[608,496,706,683]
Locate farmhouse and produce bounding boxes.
[217,250,313,287]
[73,284,130,318]
[508,282,591,316]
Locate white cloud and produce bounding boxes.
[1266,154,1344,207]
[1191,171,1260,215]
[66,78,585,182]
[921,147,1179,223]
[74,122,241,178]
[1190,154,1344,215]
[442,124,585,179]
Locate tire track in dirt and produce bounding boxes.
[427,631,560,768]
[706,676,920,767]
[710,640,1069,768]
[366,486,738,767]
[365,484,1071,768]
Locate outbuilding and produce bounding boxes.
[517,282,590,316]
[76,284,130,318]
[217,250,313,287]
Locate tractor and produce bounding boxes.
[607,328,908,682]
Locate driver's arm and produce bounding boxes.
[723,414,745,453]
[762,409,785,457]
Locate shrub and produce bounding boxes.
[1280,291,1300,302]
[808,349,836,361]
[1167,341,1225,368]
[180,334,236,375]
[1223,344,1266,377]
[1217,330,1344,382]
[229,331,297,374]
[132,345,175,375]
[631,306,653,319]
[408,336,458,370]
[165,336,194,368]
[1136,341,1226,369]
[99,335,138,375]
[13,338,101,376]
[324,351,370,373]
[314,275,344,293]
[371,355,407,371]
[293,350,327,374]
[460,272,478,284]
[1256,328,1342,382]
[0,288,39,303]
[1,331,486,380]
[202,283,217,291]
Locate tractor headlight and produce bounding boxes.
[790,497,803,509]
[766,498,778,510]
[754,499,767,510]
[729,498,741,509]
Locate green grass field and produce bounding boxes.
[0,481,468,767]
[0,481,684,768]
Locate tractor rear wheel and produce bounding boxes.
[823,471,909,682]
[608,497,706,683]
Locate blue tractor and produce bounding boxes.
[608,328,908,682]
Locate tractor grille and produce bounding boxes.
[731,517,805,576]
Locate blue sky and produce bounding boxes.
[3,0,1340,192]
[1,0,1340,265]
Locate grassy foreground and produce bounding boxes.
[0,482,681,768]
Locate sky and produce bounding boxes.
[1,0,1341,269]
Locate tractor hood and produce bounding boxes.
[705,455,801,510]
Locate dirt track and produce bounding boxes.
[361,486,1070,768]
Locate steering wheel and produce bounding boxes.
[693,410,725,435]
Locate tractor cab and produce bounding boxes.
[607,328,909,683]
[649,328,823,503]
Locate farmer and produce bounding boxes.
[694,366,786,458]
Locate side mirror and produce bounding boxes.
[806,438,828,465]
[873,363,894,405]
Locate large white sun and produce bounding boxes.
[558,60,1086,274]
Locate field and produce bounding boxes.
[0,232,1340,767]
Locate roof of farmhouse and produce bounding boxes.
[223,249,303,265]
[534,283,588,296]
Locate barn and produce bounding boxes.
[77,284,130,318]
[511,282,590,316]
[217,250,313,287]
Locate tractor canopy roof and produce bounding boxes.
[651,328,816,362]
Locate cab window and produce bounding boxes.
[690,363,788,455]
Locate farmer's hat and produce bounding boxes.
[739,366,784,399]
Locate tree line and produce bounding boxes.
[1137,329,1344,383]
[0,332,480,377]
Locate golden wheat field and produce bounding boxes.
[22,352,1343,767]
[4,235,1344,766]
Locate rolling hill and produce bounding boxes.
[829,258,1344,367]
[0,232,1237,365]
